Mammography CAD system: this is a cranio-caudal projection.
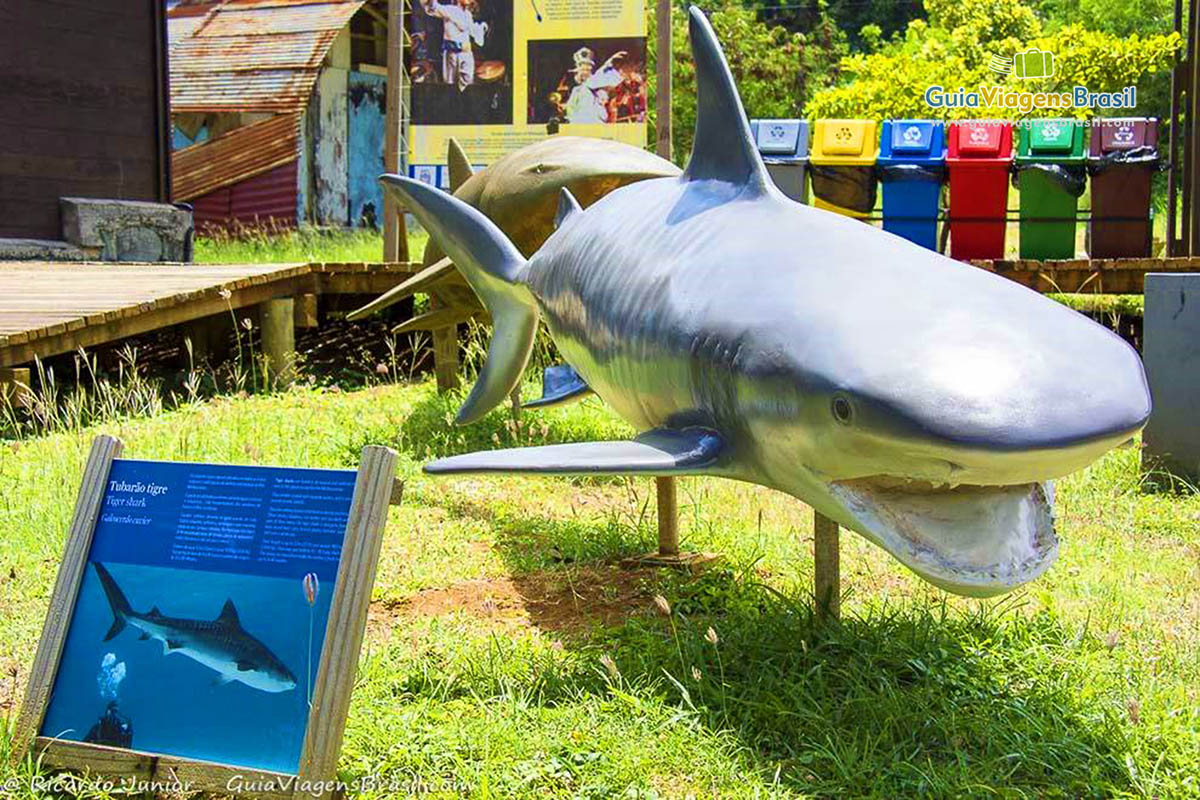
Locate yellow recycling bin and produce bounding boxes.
[809,119,878,219]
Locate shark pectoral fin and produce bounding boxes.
[103,618,125,642]
[523,364,593,409]
[555,188,582,229]
[346,257,456,321]
[425,427,725,476]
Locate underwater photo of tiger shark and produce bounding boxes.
[378,8,1152,597]
[93,563,297,693]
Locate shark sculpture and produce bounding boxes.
[93,563,297,693]
[378,8,1152,597]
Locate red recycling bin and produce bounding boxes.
[947,121,1014,260]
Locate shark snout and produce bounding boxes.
[838,310,1151,486]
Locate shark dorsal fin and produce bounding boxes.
[148,606,161,618]
[447,138,475,193]
[681,6,769,192]
[555,188,581,229]
[217,598,240,627]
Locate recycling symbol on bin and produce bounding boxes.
[969,126,990,144]
[835,126,854,142]
[769,124,786,141]
[1041,122,1062,139]
[1114,125,1135,143]
[902,125,923,143]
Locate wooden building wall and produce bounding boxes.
[0,1,170,240]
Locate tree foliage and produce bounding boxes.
[805,0,1180,121]
[647,0,846,162]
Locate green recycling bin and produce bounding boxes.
[1015,119,1087,259]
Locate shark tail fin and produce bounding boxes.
[92,562,131,642]
[380,174,539,425]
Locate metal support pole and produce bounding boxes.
[384,0,409,263]
[813,511,840,622]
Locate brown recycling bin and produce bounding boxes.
[1087,119,1158,258]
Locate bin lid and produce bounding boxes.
[947,121,1013,162]
[751,119,809,157]
[1089,118,1157,155]
[1019,119,1085,160]
[810,119,877,164]
[878,120,945,164]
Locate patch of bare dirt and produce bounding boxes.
[369,565,657,637]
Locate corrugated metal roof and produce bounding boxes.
[172,112,301,201]
[168,0,366,113]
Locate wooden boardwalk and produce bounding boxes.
[0,261,417,369]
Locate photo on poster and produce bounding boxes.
[408,0,514,125]
[39,460,357,775]
[527,37,647,125]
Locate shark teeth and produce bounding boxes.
[829,479,1059,598]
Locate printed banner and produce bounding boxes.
[407,0,647,184]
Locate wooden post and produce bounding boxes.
[383,0,409,263]
[431,298,460,392]
[0,367,31,409]
[655,475,679,556]
[652,0,680,568]
[261,297,296,387]
[294,293,320,329]
[655,0,672,161]
[813,510,840,622]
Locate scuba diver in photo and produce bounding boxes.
[84,700,133,749]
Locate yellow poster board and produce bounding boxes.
[407,0,647,182]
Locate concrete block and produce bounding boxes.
[1142,273,1200,484]
[60,197,194,262]
[0,237,97,261]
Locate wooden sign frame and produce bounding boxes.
[10,435,400,799]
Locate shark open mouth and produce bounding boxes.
[829,478,1058,597]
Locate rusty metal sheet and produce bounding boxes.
[171,30,337,73]
[172,113,301,201]
[170,70,317,112]
[196,2,363,37]
[168,1,365,112]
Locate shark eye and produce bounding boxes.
[831,394,854,425]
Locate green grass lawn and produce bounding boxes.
[1,379,1198,798]
[194,226,429,264]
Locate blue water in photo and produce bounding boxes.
[43,562,333,774]
[39,458,357,775]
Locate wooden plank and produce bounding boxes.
[656,476,679,556]
[297,446,399,798]
[12,435,124,761]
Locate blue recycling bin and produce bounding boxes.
[878,120,946,250]
[750,119,809,203]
